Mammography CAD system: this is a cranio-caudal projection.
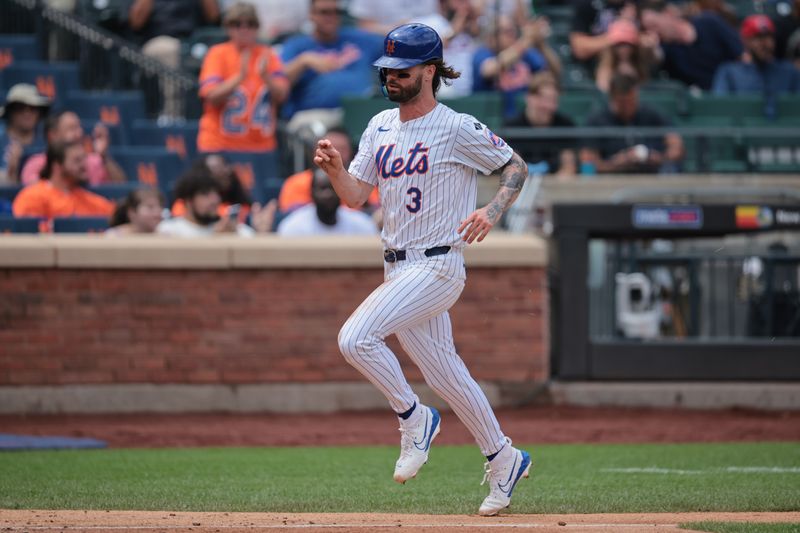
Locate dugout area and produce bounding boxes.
[550,202,800,381]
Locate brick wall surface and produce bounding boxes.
[0,267,548,386]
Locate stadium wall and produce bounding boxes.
[0,234,548,414]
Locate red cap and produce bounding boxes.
[740,15,775,39]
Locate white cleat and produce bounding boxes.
[478,439,532,516]
[393,404,441,484]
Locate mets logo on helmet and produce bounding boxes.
[386,40,396,55]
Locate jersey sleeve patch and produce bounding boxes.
[483,128,506,148]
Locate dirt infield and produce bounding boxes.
[2,405,799,448]
[2,510,799,533]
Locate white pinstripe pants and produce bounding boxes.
[338,251,507,456]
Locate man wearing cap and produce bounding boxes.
[0,84,51,184]
[712,14,800,96]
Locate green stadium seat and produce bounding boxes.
[678,115,736,127]
[687,95,765,125]
[777,95,800,116]
[709,159,749,173]
[440,93,504,129]
[559,92,604,124]
[341,96,394,144]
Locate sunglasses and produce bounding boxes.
[380,68,413,79]
[313,8,340,15]
[227,19,258,29]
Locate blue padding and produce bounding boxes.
[0,433,107,451]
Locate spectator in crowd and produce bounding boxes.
[683,0,738,27]
[12,140,115,220]
[0,84,50,184]
[279,127,379,213]
[157,165,275,237]
[472,15,561,119]
[478,0,531,22]
[640,0,742,90]
[569,0,637,64]
[504,71,577,178]
[579,73,684,174]
[280,0,383,131]
[20,110,127,186]
[437,0,483,98]
[595,19,659,93]
[277,168,379,236]
[172,153,252,219]
[347,0,440,35]
[774,0,800,60]
[125,0,220,124]
[106,187,165,235]
[222,0,310,42]
[712,15,800,96]
[197,2,289,153]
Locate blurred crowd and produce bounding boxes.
[1,0,800,235]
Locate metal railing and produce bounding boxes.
[497,126,800,174]
[6,0,198,118]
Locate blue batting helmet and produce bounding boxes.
[373,23,443,70]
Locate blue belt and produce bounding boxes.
[383,246,451,263]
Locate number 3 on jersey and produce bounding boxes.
[406,187,421,213]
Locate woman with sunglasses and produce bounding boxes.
[197,2,290,154]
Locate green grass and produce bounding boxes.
[0,442,798,514]
[681,522,800,533]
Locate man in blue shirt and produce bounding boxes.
[280,0,383,129]
[713,15,800,97]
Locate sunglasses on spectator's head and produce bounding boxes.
[227,19,258,28]
[314,8,340,15]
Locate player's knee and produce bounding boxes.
[338,326,376,365]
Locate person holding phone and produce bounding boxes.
[157,165,276,237]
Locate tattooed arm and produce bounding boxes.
[458,151,528,243]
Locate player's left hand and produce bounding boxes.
[458,207,497,244]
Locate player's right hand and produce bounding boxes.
[314,139,343,176]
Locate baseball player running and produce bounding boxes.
[314,23,531,516]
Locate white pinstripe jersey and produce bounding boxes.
[348,103,513,251]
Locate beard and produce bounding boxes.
[194,212,221,226]
[387,74,423,103]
